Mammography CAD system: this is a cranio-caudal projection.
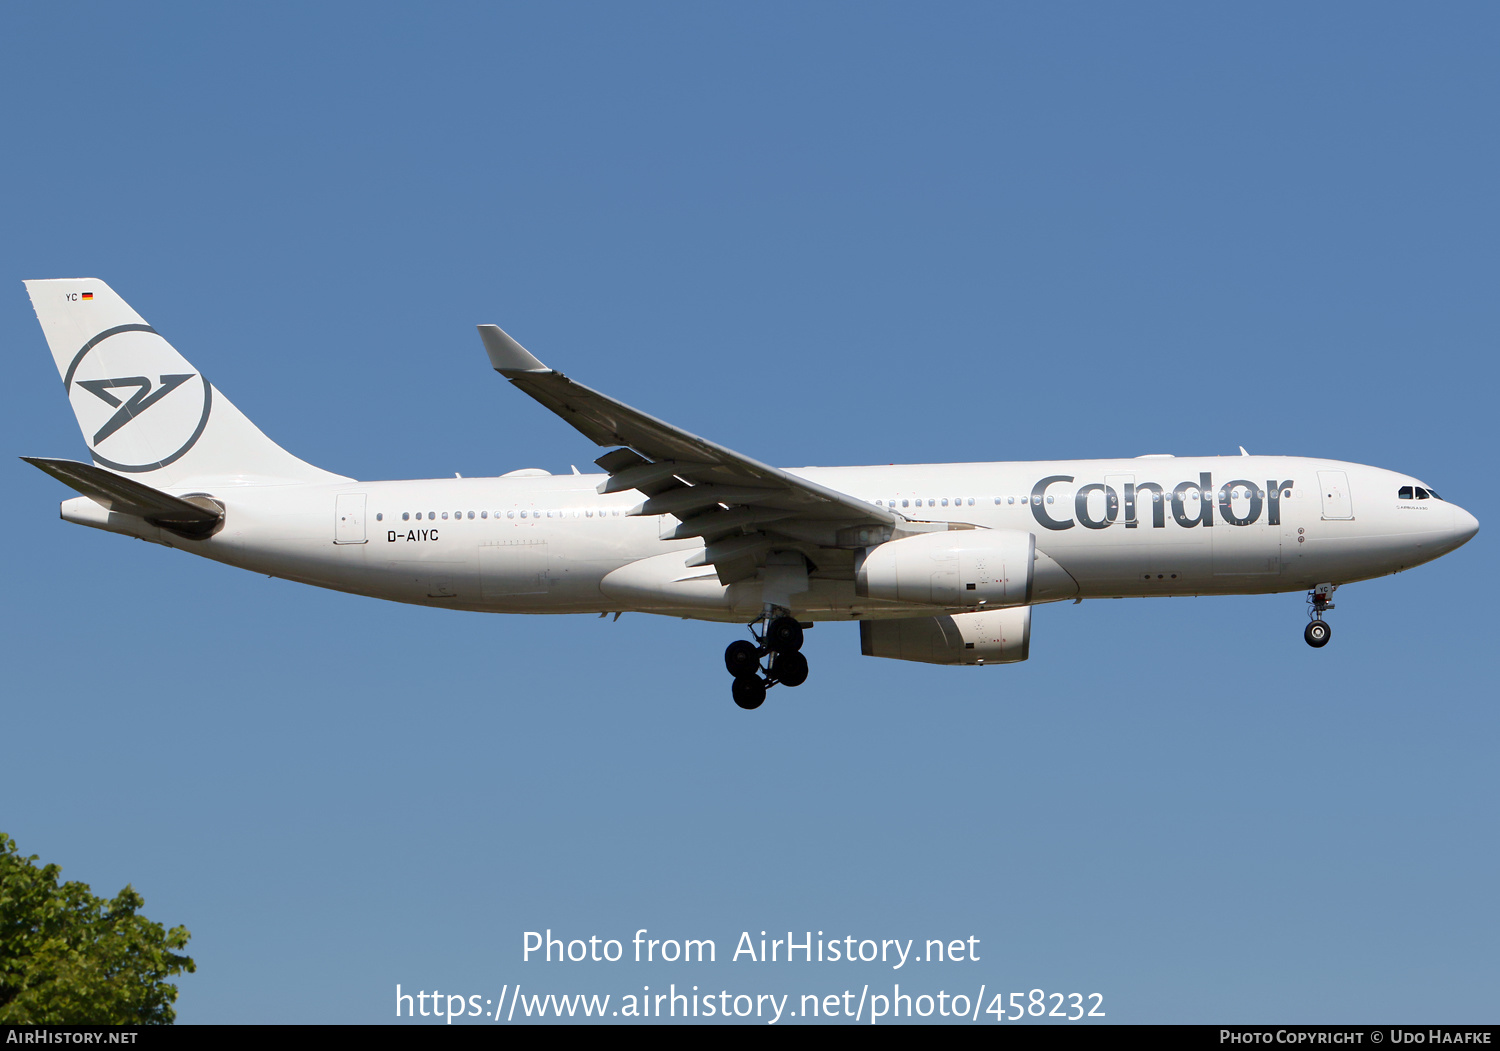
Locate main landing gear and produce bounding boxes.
[1304,583,1338,648]
[724,610,809,709]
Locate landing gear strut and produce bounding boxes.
[724,609,810,709]
[1304,583,1337,648]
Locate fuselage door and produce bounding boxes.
[1317,470,1354,520]
[335,493,368,544]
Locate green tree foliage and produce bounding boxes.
[0,833,195,1024]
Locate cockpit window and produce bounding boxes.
[1399,486,1413,499]
[1414,487,1430,500]
[1427,488,1442,500]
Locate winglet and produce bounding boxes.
[477,325,548,374]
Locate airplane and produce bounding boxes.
[23,278,1480,709]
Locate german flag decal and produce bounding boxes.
[81,292,93,300]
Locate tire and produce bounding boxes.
[732,676,767,710]
[765,616,804,653]
[1304,620,1332,648]
[724,639,760,678]
[773,650,809,688]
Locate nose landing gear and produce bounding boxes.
[724,610,809,709]
[1304,583,1337,648]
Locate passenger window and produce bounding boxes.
[402,512,410,521]
[428,512,436,520]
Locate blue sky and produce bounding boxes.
[1,3,1495,1024]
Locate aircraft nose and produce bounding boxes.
[1451,504,1480,546]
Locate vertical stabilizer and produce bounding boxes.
[25,278,346,487]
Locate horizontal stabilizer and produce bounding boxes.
[22,456,223,536]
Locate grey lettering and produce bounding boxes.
[1266,479,1293,526]
[1075,483,1117,529]
[1218,478,1263,526]
[1134,482,1165,528]
[1031,475,1075,530]
[1172,472,1214,528]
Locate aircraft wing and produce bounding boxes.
[478,325,901,584]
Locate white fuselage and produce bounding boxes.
[60,454,1478,625]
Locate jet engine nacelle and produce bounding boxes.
[859,607,1032,665]
[855,529,1035,607]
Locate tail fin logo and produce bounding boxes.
[77,374,196,445]
[64,325,213,473]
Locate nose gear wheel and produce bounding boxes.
[1303,583,1337,648]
